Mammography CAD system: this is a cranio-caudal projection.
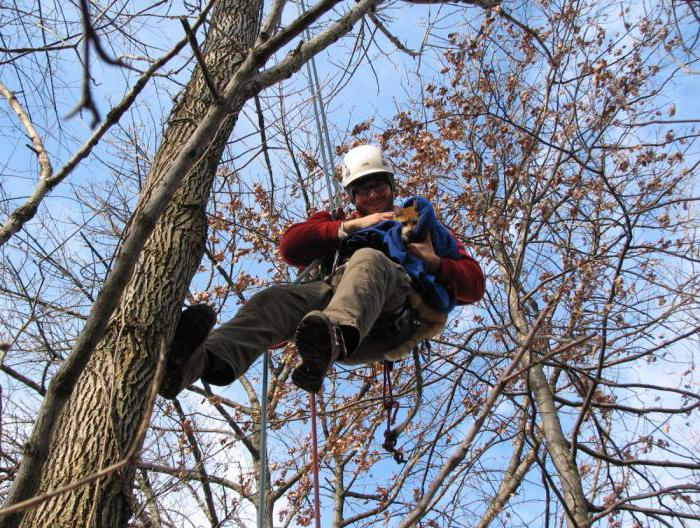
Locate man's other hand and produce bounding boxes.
[406,231,441,274]
[344,212,395,234]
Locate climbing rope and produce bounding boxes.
[298,0,340,210]
[257,350,270,527]
[382,360,406,464]
[257,8,339,523]
[310,393,322,528]
[256,259,325,527]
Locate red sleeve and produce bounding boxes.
[435,237,485,305]
[279,211,343,266]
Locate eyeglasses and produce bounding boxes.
[354,180,390,197]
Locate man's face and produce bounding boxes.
[352,175,394,216]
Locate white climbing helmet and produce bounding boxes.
[341,144,395,192]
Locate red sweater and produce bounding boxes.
[279,211,485,305]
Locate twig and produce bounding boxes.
[254,94,276,209]
[0,365,45,396]
[136,461,248,497]
[65,33,101,127]
[368,12,419,57]
[203,247,246,303]
[172,400,219,526]
[574,443,700,471]
[202,382,259,458]
[0,1,216,248]
[590,485,700,523]
[0,82,54,186]
[0,339,167,518]
[180,17,221,102]
[66,0,136,126]
[258,0,287,42]
[401,0,500,5]
[77,0,128,68]
[497,7,553,64]
[0,285,87,320]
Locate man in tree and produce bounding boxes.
[159,144,485,397]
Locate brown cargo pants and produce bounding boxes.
[202,248,414,386]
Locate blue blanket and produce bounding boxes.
[339,197,461,313]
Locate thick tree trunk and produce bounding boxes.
[15,1,262,526]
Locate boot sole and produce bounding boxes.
[292,311,335,394]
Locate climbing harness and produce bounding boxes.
[367,303,419,345]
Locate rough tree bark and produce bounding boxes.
[3,0,393,523]
[8,1,263,526]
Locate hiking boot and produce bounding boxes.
[159,304,217,399]
[292,311,345,394]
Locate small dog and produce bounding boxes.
[395,204,419,244]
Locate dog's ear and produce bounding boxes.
[395,205,418,224]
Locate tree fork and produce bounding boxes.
[497,243,591,528]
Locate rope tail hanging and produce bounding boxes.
[257,351,270,527]
[382,360,405,464]
[310,393,322,528]
[381,341,427,464]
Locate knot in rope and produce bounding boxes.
[382,360,405,464]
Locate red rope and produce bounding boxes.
[382,360,405,464]
[309,393,321,528]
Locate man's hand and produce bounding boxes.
[343,212,395,234]
[407,231,441,274]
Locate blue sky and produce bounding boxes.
[1,1,699,526]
